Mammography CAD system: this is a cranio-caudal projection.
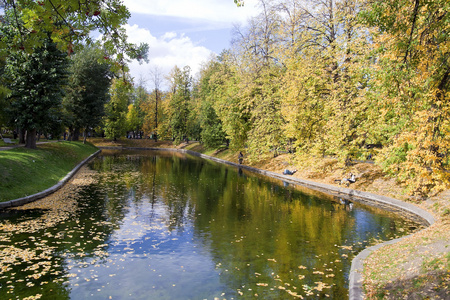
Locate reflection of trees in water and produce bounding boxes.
[186,168,357,298]
[96,151,406,299]
[96,152,200,232]
[93,156,134,225]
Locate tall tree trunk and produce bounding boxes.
[25,128,37,149]
[83,128,87,144]
[72,128,80,141]
[19,128,26,144]
[154,89,158,142]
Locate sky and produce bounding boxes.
[121,0,260,89]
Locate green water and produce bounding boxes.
[0,150,420,299]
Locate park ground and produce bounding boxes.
[1,137,449,299]
[88,137,449,299]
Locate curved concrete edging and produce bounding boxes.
[104,146,436,299]
[0,149,101,209]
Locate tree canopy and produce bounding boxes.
[0,0,148,71]
[186,0,450,196]
[103,77,131,141]
[4,35,68,148]
[0,0,148,148]
[63,45,112,142]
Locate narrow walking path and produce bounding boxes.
[0,140,58,151]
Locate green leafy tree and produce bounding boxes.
[63,45,112,143]
[4,35,68,148]
[0,0,148,71]
[209,53,250,151]
[267,0,373,162]
[0,85,10,134]
[0,0,148,146]
[126,103,142,138]
[226,0,284,159]
[103,78,131,141]
[166,66,193,143]
[199,101,226,149]
[154,91,172,141]
[196,58,226,148]
[246,67,284,159]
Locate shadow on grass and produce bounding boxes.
[375,270,450,299]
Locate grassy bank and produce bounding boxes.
[0,141,98,202]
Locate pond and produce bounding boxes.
[0,150,421,299]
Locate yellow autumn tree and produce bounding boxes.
[277,0,373,163]
[363,0,450,195]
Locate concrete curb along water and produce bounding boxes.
[0,149,101,209]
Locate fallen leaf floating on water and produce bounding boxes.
[313,270,324,275]
[339,245,353,250]
[0,167,97,295]
[256,283,268,286]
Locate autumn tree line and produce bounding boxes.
[1,0,449,196]
[154,0,448,196]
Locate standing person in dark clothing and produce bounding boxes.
[238,152,244,164]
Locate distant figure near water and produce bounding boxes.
[334,173,356,186]
[346,173,356,183]
[341,173,356,186]
[238,152,244,164]
[283,169,297,175]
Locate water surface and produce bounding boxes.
[0,150,420,299]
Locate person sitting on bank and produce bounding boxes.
[283,169,297,175]
[339,173,356,186]
[347,173,356,183]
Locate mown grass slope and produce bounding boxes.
[0,141,98,201]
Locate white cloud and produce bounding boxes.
[123,0,259,27]
[120,1,261,89]
[125,24,213,89]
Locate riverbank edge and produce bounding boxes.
[102,146,436,300]
[0,149,101,209]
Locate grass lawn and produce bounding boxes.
[0,141,98,202]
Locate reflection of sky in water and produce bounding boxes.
[68,196,233,300]
[354,209,380,235]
